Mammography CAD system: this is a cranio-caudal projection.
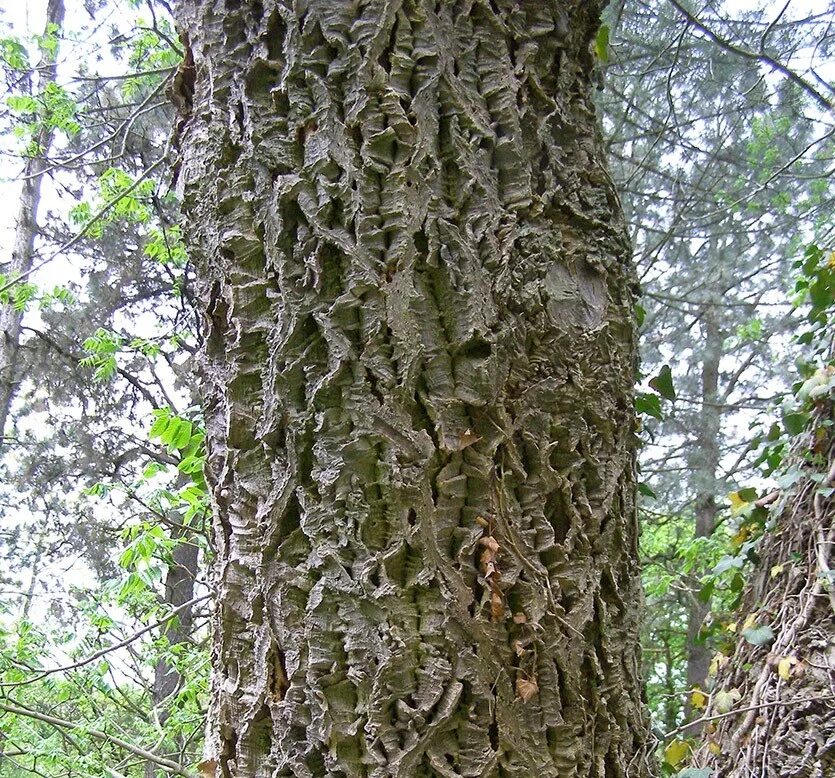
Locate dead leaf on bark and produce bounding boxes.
[491,590,505,620]
[516,677,538,702]
[198,759,217,778]
[479,535,500,555]
[456,428,482,449]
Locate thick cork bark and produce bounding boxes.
[176,2,653,776]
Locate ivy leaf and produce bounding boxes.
[782,411,810,435]
[635,392,663,420]
[649,364,676,401]
[595,24,610,63]
[712,555,743,575]
[742,625,774,647]
[777,656,796,681]
[713,688,741,713]
[728,491,749,512]
[664,739,690,767]
[709,652,729,677]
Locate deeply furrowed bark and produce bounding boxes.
[176,2,653,775]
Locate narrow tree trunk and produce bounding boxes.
[176,2,653,776]
[685,305,722,706]
[692,398,835,777]
[145,517,200,778]
[0,0,65,444]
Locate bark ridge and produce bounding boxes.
[177,1,653,776]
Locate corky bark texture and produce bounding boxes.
[176,1,653,776]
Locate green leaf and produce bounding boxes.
[149,411,171,439]
[697,580,715,604]
[161,418,184,447]
[783,411,810,435]
[172,420,193,449]
[595,24,610,63]
[142,461,167,479]
[178,455,204,474]
[638,482,657,499]
[649,364,676,401]
[0,37,30,70]
[742,625,774,646]
[737,487,758,502]
[712,555,743,575]
[777,468,803,489]
[6,95,39,113]
[635,392,663,420]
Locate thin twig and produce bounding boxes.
[0,701,194,777]
[664,694,835,740]
[0,594,209,688]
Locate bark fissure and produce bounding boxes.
[177,1,652,775]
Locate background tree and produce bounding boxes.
[0,0,65,443]
[0,4,209,775]
[602,0,834,725]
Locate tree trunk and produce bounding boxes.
[176,2,653,776]
[0,0,65,444]
[692,399,835,776]
[145,515,200,778]
[685,302,722,707]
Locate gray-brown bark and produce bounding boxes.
[176,2,653,776]
[0,0,65,444]
[691,398,835,776]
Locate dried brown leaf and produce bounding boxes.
[491,590,505,620]
[516,677,538,702]
[198,759,217,778]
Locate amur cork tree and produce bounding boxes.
[175,1,653,776]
